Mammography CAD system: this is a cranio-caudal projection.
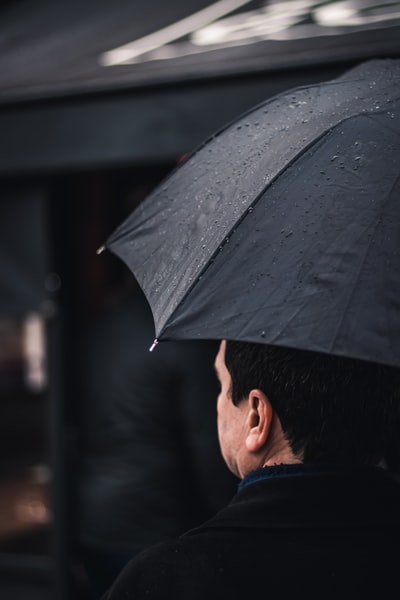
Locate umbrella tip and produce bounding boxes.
[149,339,159,352]
[96,245,106,255]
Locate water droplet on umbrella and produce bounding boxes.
[260,331,266,338]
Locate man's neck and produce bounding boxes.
[263,452,303,468]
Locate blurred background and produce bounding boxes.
[1,1,400,599]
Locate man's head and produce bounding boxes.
[215,339,400,478]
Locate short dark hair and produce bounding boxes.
[224,341,400,465]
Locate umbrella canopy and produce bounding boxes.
[106,58,400,367]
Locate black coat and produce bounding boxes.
[102,465,400,600]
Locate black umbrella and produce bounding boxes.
[105,58,400,367]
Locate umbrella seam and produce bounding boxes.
[159,104,397,340]
[112,61,400,230]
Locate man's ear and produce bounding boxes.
[245,390,273,453]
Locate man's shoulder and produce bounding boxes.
[102,537,215,599]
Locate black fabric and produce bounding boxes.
[102,466,400,599]
[107,58,400,368]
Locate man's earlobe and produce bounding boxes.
[245,390,272,453]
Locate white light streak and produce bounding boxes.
[315,1,400,27]
[99,1,400,67]
[23,313,47,392]
[100,0,253,66]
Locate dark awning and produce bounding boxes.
[0,0,399,173]
[1,0,400,105]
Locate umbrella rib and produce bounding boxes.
[165,108,400,343]
[183,67,400,166]
[158,110,386,339]
[152,76,360,194]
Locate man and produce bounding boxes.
[102,338,400,599]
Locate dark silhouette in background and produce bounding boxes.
[74,287,237,598]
